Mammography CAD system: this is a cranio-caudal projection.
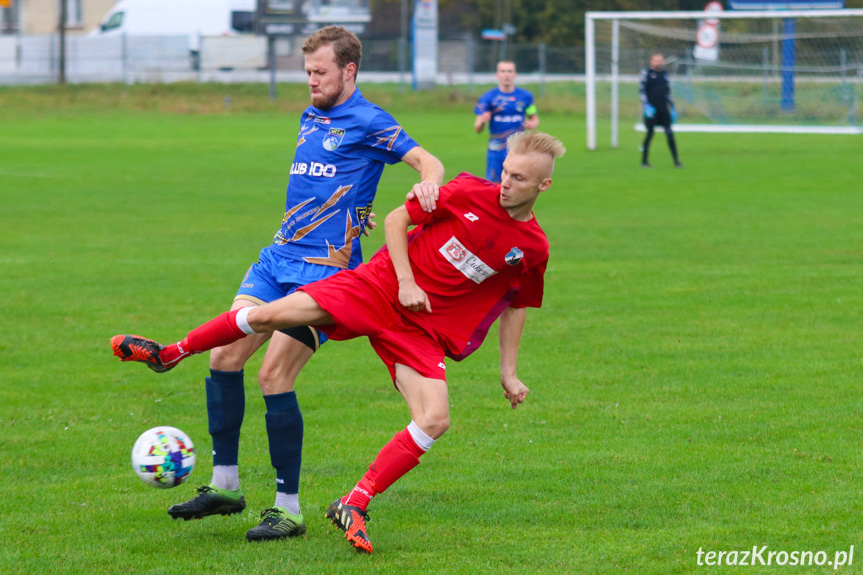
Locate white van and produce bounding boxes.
[91,0,255,53]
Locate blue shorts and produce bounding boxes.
[235,247,340,345]
[485,149,507,183]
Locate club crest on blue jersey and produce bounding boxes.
[323,128,346,151]
[355,203,373,224]
[505,247,523,266]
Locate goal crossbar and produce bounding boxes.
[634,123,863,134]
[586,9,863,21]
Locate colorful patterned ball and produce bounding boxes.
[131,427,195,489]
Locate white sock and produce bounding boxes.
[275,492,301,516]
[407,420,436,452]
[235,307,256,335]
[211,465,240,491]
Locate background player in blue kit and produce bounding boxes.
[473,60,539,182]
[640,52,682,168]
[146,25,445,541]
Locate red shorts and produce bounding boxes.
[299,259,447,382]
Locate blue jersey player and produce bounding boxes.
[474,61,539,182]
[163,26,445,541]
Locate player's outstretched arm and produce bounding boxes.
[384,205,431,314]
[475,111,491,133]
[499,306,530,409]
[402,146,444,213]
[524,113,540,130]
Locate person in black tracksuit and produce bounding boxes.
[640,53,682,168]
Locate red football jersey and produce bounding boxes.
[373,173,549,360]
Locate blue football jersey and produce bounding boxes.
[474,87,537,151]
[271,88,418,270]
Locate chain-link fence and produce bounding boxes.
[0,33,586,85]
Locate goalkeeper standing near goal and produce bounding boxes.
[640,52,682,168]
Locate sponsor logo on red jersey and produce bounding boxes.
[445,241,467,262]
[439,236,497,284]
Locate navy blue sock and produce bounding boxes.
[264,391,303,494]
[205,370,245,466]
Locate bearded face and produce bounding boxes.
[305,44,353,110]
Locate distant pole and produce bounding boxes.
[839,48,847,105]
[467,34,474,96]
[501,0,512,61]
[399,0,408,93]
[494,0,502,64]
[781,18,796,111]
[538,42,546,98]
[585,14,596,150]
[610,18,619,149]
[58,0,67,84]
[268,35,277,101]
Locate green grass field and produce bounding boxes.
[1,83,861,574]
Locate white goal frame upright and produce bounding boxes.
[585,9,863,150]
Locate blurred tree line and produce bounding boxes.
[370,0,863,46]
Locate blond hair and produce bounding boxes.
[302,26,362,78]
[507,131,565,160]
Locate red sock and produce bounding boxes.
[159,310,247,366]
[343,428,425,511]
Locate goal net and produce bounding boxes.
[585,9,863,149]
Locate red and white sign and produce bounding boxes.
[704,1,724,25]
[697,23,720,49]
[695,1,723,61]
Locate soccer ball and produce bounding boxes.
[131,426,195,489]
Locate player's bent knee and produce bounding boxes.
[419,412,449,439]
[248,306,280,332]
[257,367,285,393]
[252,293,326,332]
[210,345,247,372]
[256,365,297,395]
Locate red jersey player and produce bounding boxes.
[112,131,566,554]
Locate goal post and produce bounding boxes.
[586,9,863,150]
